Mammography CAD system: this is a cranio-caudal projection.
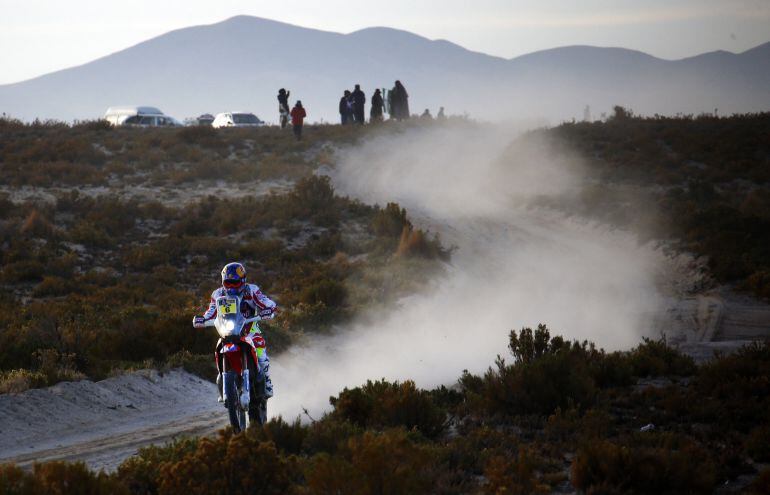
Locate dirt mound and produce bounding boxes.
[0,369,221,471]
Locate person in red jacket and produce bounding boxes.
[290,101,306,140]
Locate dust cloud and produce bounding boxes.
[271,122,666,420]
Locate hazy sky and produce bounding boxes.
[2,0,769,85]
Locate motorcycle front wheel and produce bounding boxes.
[223,371,247,432]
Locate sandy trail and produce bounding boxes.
[0,370,223,472]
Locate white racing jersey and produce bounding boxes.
[202,284,277,323]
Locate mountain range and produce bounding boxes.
[1,15,768,123]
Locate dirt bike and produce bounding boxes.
[204,294,268,432]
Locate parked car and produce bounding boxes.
[196,114,215,126]
[211,112,264,128]
[104,106,182,127]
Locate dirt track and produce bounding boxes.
[0,370,223,472]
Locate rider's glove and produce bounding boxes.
[258,309,275,319]
[192,316,206,328]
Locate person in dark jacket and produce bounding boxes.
[391,80,410,120]
[370,89,384,122]
[351,84,366,124]
[339,90,353,125]
[290,101,306,140]
[277,88,290,128]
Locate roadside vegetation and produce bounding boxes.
[1,113,769,493]
[0,118,448,392]
[543,109,770,299]
[2,329,769,494]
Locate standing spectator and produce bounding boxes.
[437,107,446,120]
[421,108,433,119]
[391,80,410,120]
[351,84,366,124]
[339,90,353,125]
[277,88,290,128]
[370,88,384,122]
[290,101,306,140]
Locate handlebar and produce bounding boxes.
[203,315,261,327]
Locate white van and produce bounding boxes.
[211,112,264,128]
[104,106,181,127]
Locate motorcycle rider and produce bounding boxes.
[193,262,277,400]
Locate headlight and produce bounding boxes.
[224,320,235,331]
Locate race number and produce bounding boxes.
[219,298,238,315]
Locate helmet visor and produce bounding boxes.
[223,279,244,290]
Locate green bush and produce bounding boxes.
[329,379,447,439]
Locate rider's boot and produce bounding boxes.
[216,372,224,404]
[259,354,273,399]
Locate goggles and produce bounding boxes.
[223,279,244,289]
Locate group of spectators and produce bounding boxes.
[338,80,410,124]
[277,79,434,139]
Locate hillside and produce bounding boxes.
[0,16,768,122]
[1,114,769,493]
[0,120,447,393]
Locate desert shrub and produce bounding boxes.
[289,175,338,223]
[470,327,695,419]
[123,245,172,271]
[329,379,447,439]
[0,368,48,394]
[508,323,560,364]
[34,461,128,494]
[298,279,347,308]
[32,276,78,297]
[69,221,114,248]
[1,259,45,283]
[19,210,55,238]
[695,342,770,429]
[471,326,600,416]
[395,226,448,260]
[249,417,308,455]
[304,453,361,495]
[116,438,199,495]
[746,425,770,462]
[176,125,223,147]
[157,431,300,495]
[305,428,439,495]
[0,463,39,493]
[571,436,716,494]
[73,119,113,131]
[372,203,411,238]
[484,449,548,495]
[33,348,85,385]
[164,351,216,383]
[301,419,361,455]
[626,337,696,377]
